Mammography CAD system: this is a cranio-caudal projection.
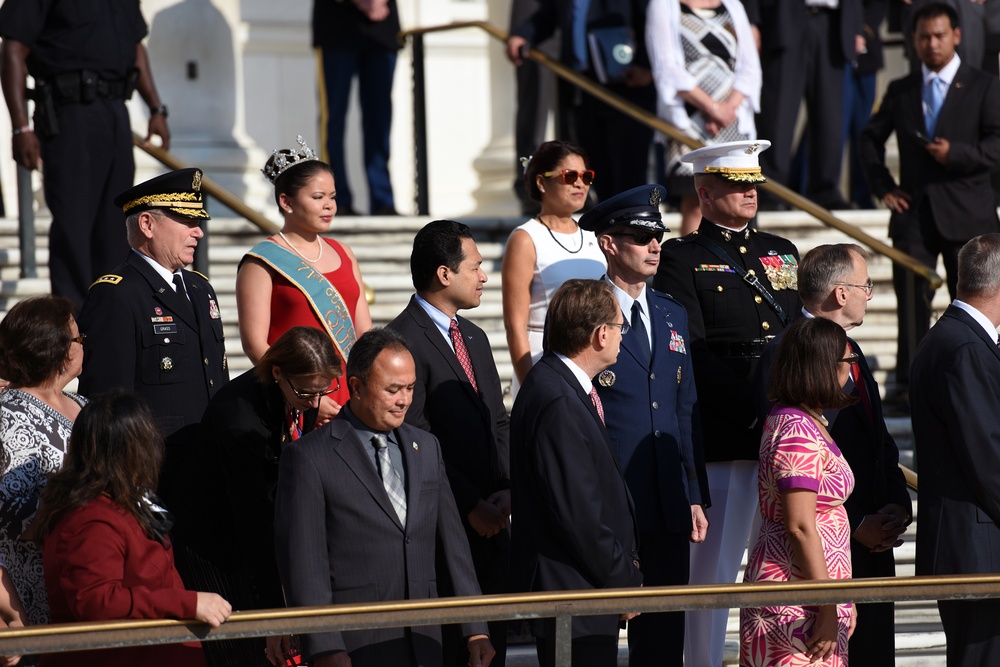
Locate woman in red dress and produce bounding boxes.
[36,391,231,667]
[236,136,372,422]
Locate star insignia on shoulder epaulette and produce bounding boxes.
[90,274,123,288]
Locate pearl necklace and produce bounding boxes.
[279,231,323,263]
[802,407,829,427]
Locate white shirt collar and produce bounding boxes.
[132,249,180,288]
[603,276,647,318]
[922,53,961,87]
[953,300,999,344]
[554,353,596,394]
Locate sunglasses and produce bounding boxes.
[839,353,859,365]
[284,376,340,400]
[542,169,595,186]
[71,334,87,345]
[611,231,664,246]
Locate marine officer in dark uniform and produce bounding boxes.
[652,140,800,667]
[0,0,170,311]
[77,168,228,508]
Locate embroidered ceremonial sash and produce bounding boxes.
[246,240,357,361]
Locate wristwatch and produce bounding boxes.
[150,105,169,118]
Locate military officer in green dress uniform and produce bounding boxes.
[652,140,801,667]
[77,168,229,509]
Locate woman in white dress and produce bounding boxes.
[502,140,607,394]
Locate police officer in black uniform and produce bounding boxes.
[0,0,170,311]
[77,168,227,507]
[652,140,801,666]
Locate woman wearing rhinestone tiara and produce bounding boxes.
[236,136,371,423]
[501,140,606,396]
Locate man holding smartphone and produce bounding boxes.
[859,2,1000,402]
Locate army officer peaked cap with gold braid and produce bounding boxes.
[114,167,211,220]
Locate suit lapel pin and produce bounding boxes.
[412,441,419,451]
[598,369,616,387]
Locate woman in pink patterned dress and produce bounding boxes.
[741,317,858,666]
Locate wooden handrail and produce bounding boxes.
[400,21,943,290]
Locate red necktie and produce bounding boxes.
[589,387,605,426]
[449,319,478,392]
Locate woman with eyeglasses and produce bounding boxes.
[0,296,87,638]
[176,327,341,667]
[36,391,231,667]
[502,140,607,395]
[741,317,858,666]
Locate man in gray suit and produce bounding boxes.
[275,328,496,667]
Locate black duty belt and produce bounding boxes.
[707,338,775,358]
[40,69,134,105]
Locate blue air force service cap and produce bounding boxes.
[114,167,211,220]
[681,140,771,184]
[578,184,669,236]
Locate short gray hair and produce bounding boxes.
[125,211,143,247]
[797,244,871,305]
[958,234,1000,296]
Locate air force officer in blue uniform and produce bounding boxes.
[579,185,709,667]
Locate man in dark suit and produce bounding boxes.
[860,1,1000,390]
[505,0,656,202]
[387,220,510,667]
[274,328,496,667]
[742,0,862,209]
[578,185,708,667]
[910,233,1000,666]
[511,279,643,667]
[78,168,228,508]
[653,140,801,666]
[753,244,912,666]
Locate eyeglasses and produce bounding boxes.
[284,376,340,400]
[611,231,664,246]
[71,334,87,345]
[833,279,874,296]
[839,353,859,365]
[604,320,631,335]
[542,169,595,186]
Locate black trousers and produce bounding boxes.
[40,98,133,312]
[757,9,846,207]
[535,626,619,667]
[939,598,1000,667]
[627,531,690,667]
[890,200,962,384]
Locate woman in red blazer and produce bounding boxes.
[34,391,231,667]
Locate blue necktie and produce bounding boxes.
[924,75,945,138]
[631,301,650,364]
